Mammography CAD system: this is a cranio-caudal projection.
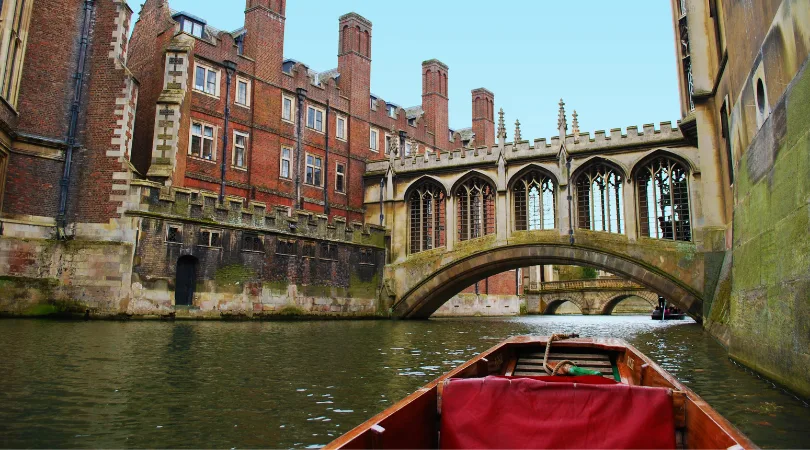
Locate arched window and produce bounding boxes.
[576,163,624,233]
[456,177,495,241]
[637,156,691,241]
[513,170,556,230]
[408,182,446,254]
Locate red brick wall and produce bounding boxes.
[3,153,62,218]
[472,88,495,147]
[461,270,520,295]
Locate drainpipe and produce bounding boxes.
[323,100,330,216]
[566,158,575,245]
[379,177,385,226]
[219,60,237,204]
[295,88,307,210]
[56,0,94,239]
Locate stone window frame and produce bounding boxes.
[0,0,34,109]
[369,128,379,152]
[280,146,292,179]
[304,152,323,187]
[232,130,249,170]
[408,180,447,255]
[281,93,295,123]
[306,104,325,133]
[635,154,693,242]
[574,162,625,234]
[335,162,346,194]
[384,133,393,155]
[197,228,222,248]
[275,238,297,256]
[512,169,557,232]
[165,223,183,244]
[359,248,375,266]
[193,62,220,98]
[241,232,264,253]
[455,176,496,242]
[335,114,347,141]
[319,242,338,261]
[235,76,251,108]
[189,120,217,162]
[301,241,317,259]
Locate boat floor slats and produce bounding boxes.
[514,364,614,375]
[521,353,610,361]
[512,370,615,379]
[519,358,613,367]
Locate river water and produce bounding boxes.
[1,316,808,449]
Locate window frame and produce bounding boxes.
[281,94,295,123]
[280,146,292,179]
[235,76,251,108]
[189,120,217,162]
[305,153,323,187]
[197,228,222,248]
[387,105,397,119]
[302,241,317,259]
[275,238,298,256]
[166,223,183,244]
[306,104,325,133]
[0,0,34,108]
[193,62,220,98]
[319,242,338,261]
[335,114,347,141]
[232,130,249,170]
[384,133,393,155]
[241,233,265,253]
[369,128,379,152]
[181,18,204,38]
[335,162,346,194]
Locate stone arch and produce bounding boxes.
[400,174,448,201]
[601,292,658,315]
[571,156,630,182]
[544,299,584,315]
[629,149,699,179]
[449,169,498,195]
[507,163,559,190]
[391,244,702,321]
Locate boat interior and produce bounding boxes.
[326,336,753,450]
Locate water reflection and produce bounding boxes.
[0,317,807,448]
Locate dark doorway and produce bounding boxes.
[175,255,198,306]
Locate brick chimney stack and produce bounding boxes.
[337,13,372,118]
[422,59,449,151]
[244,0,286,84]
[472,88,495,148]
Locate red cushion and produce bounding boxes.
[440,376,676,449]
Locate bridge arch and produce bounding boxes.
[601,292,659,315]
[391,243,702,321]
[544,299,584,315]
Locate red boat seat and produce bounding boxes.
[440,376,676,449]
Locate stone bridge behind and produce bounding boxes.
[526,279,659,315]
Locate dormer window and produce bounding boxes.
[387,105,396,119]
[448,130,454,141]
[174,12,206,39]
[408,118,416,127]
[235,34,245,55]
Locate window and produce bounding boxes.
[359,248,375,266]
[198,229,222,247]
[409,181,446,254]
[306,105,324,132]
[235,34,245,55]
[408,118,416,127]
[280,147,292,179]
[181,18,204,38]
[282,95,294,122]
[387,105,397,118]
[370,96,377,110]
[513,170,556,231]
[369,128,379,152]
[276,239,297,256]
[236,77,250,107]
[335,163,346,193]
[456,177,495,241]
[305,154,323,186]
[576,162,624,234]
[319,242,337,260]
[302,241,316,258]
[637,156,691,242]
[166,224,183,243]
[0,0,33,107]
[385,134,393,155]
[404,142,413,157]
[233,131,248,168]
[190,121,216,160]
[242,233,264,252]
[336,115,347,140]
[194,63,219,97]
[720,101,734,185]
[448,130,454,142]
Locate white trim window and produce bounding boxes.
[190,121,216,161]
[370,128,379,152]
[385,133,393,155]
[336,115,347,141]
[236,77,250,107]
[335,162,346,194]
[233,131,248,168]
[305,153,323,186]
[306,105,325,133]
[405,141,413,157]
[166,223,183,244]
[280,146,292,179]
[282,94,294,122]
[197,229,222,247]
[194,63,219,97]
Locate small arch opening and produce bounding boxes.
[544,300,582,315]
[756,78,766,115]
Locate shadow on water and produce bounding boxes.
[0,316,807,448]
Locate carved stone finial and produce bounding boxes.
[557,99,567,136]
[572,110,580,136]
[497,108,506,140]
[514,119,522,142]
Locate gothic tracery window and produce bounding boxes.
[408,182,446,254]
[576,163,624,234]
[637,156,691,241]
[513,170,556,231]
[456,177,495,241]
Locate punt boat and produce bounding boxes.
[325,335,754,449]
[652,309,688,320]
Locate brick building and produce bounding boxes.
[127,0,496,223]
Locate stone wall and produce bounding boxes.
[433,293,521,317]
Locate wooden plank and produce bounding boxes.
[503,357,518,376]
[672,391,686,429]
[522,352,610,361]
[519,358,613,367]
[514,364,613,374]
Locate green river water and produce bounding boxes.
[1,316,808,449]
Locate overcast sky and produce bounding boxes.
[127,0,681,140]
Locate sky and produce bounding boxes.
[126,1,681,141]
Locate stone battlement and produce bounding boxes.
[127,180,386,247]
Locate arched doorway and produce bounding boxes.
[175,255,199,306]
